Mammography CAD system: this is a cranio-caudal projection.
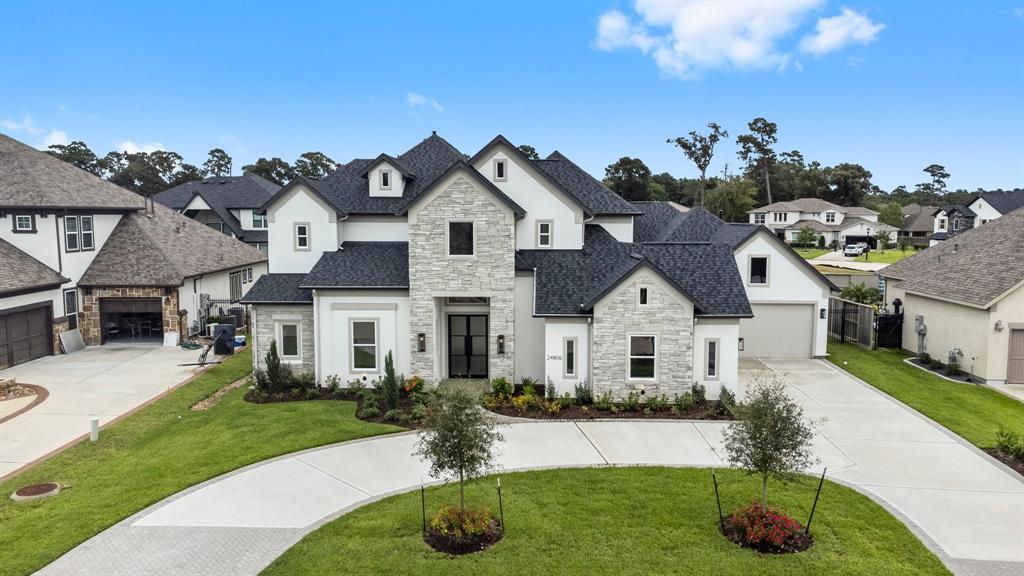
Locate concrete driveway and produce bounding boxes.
[38,359,1024,576]
[0,345,203,478]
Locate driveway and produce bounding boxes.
[0,345,203,478]
[38,359,1023,576]
[810,252,890,272]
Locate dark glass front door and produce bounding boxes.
[448,314,487,378]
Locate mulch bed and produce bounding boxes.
[243,388,427,428]
[984,449,1024,477]
[906,358,976,383]
[0,382,37,402]
[490,401,733,421]
[424,521,504,555]
[15,482,59,497]
[720,519,813,554]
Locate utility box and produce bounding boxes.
[213,324,236,355]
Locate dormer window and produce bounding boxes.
[252,213,267,229]
[938,218,947,231]
[825,212,836,223]
[493,159,507,182]
[294,223,310,251]
[536,220,552,248]
[13,214,36,233]
[380,169,392,190]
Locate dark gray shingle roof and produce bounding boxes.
[532,152,643,216]
[976,190,1024,215]
[516,225,752,317]
[79,203,268,287]
[0,238,69,295]
[240,274,312,303]
[153,173,279,242]
[302,242,409,288]
[0,133,144,211]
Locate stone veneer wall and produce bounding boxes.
[408,175,516,381]
[79,287,181,346]
[51,315,70,354]
[591,270,693,399]
[251,304,315,375]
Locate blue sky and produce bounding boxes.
[1,0,1022,192]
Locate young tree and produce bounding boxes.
[875,229,892,252]
[667,122,728,206]
[795,226,818,247]
[603,157,652,201]
[736,117,778,205]
[877,201,904,227]
[294,151,339,179]
[262,339,292,393]
[840,282,881,305]
[723,376,817,510]
[202,148,233,177]
[414,388,504,512]
[377,350,400,411]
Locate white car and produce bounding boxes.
[844,244,864,257]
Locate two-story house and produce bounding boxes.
[898,204,939,248]
[928,205,976,246]
[152,173,282,254]
[748,198,897,248]
[966,189,1024,227]
[0,134,268,368]
[242,133,835,400]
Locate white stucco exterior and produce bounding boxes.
[967,197,1003,225]
[543,318,590,395]
[267,185,339,273]
[693,318,741,400]
[340,216,409,242]
[591,215,635,243]
[314,289,411,385]
[513,272,545,382]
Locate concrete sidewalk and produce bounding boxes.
[39,359,1024,576]
[0,345,202,478]
[810,253,890,272]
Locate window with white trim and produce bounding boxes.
[628,335,656,380]
[64,288,79,330]
[564,337,577,378]
[380,169,391,190]
[80,215,94,250]
[14,214,35,232]
[536,220,552,248]
[253,213,267,228]
[448,221,474,256]
[493,159,507,181]
[938,218,947,231]
[772,212,788,223]
[638,287,649,307]
[825,212,836,223]
[749,256,768,285]
[279,323,300,358]
[64,216,80,252]
[294,223,310,250]
[753,213,765,224]
[351,320,378,371]
[705,338,719,379]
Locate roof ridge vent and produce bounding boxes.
[629,252,645,260]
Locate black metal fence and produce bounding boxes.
[873,311,904,349]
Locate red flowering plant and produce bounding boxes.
[404,375,424,395]
[723,501,811,554]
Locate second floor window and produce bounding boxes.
[749,256,768,285]
[80,215,94,250]
[754,213,765,224]
[825,212,836,223]
[494,159,507,181]
[448,221,474,256]
[295,223,310,250]
[64,216,92,252]
[14,214,35,232]
[772,212,788,223]
[536,220,552,248]
[938,218,947,230]
[380,169,391,190]
[253,213,267,228]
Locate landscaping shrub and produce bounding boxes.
[480,394,499,411]
[995,427,1024,461]
[545,377,557,401]
[383,409,402,422]
[411,403,428,421]
[521,378,537,398]
[945,362,964,377]
[347,379,366,393]
[262,340,293,393]
[624,391,641,411]
[574,379,593,405]
[692,383,706,405]
[557,392,573,409]
[324,374,342,394]
[377,351,401,411]
[674,391,694,412]
[545,400,561,415]
[713,386,737,417]
[594,391,614,411]
[490,377,511,400]
[918,353,932,364]
[512,395,530,414]
[722,501,810,554]
[645,394,669,412]
[359,406,380,419]
[403,375,424,397]
[425,506,503,555]
[294,371,316,391]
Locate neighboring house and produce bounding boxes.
[898,203,938,248]
[0,134,268,368]
[928,205,975,246]
[152,173,281,254]
[966,189,1024,226]
[747,198,896,248]
[881,207,1024,385]
[243,133,835,400]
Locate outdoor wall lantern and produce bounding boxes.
[738,338,745,352]
[417,333,426,352]
[995,320,1004,332]
[820,308,827,319]
[497,334,506,355]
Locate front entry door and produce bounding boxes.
[448,315,487,379]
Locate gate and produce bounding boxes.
[828,297,875,348]
[873,312,903,349]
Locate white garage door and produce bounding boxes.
[739,304,814,358]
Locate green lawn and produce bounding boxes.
[795,248,830,260]
[263,467,948,576]
[828,344,1024,447]
[0,348,400,576]
[855,250,911,264]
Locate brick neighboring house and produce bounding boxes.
[928,205,976,246]
[152,173,281,254]
[0,134,268,368]
[243,133,835,400]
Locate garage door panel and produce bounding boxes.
[740,304,814,358]
[0,304,53,369]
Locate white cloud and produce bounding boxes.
[118,140,164,154]
[594,1,822,78]
[1,114,44,134]
[800,7,885,55]
[41,130,70,148]
[407,92,443,112]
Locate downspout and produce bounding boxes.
[312,289,321,385]
[54,210,64,274]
